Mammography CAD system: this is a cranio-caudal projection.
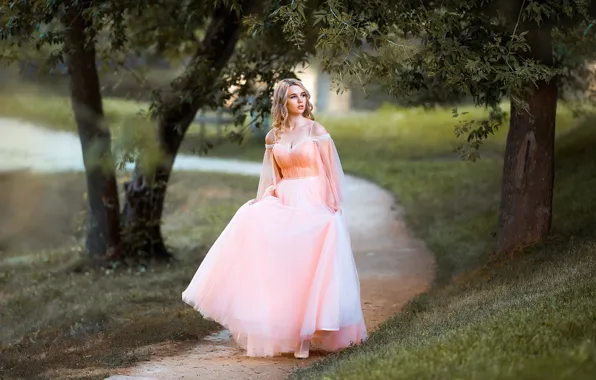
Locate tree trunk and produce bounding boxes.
[495,20,557,254]
[64,4,121,261]
[120,2,247,259]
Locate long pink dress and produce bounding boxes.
[181,124,367,357]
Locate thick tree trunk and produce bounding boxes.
[121,169,169,261]
[64,5,121,261]
[120,2,247,259]
[495,20,557,254]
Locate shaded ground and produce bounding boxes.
[0,170,260,380]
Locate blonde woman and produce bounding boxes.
[182,78,367,359]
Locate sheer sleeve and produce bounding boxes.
[313,133,347,211]
[255,144,282,200]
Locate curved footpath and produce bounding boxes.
[0,118,435,380]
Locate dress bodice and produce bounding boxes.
[270,139,320,179]
[257,131,345,208]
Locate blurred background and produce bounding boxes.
[2,2,596,380]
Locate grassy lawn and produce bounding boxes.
[277,114,593,378]
[203,105,595,379]
[0,84,230,136]
[0,170,259,380]
[1,84,579,161]
[0,84,143,132]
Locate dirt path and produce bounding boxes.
[0,118,435,380]
[105,177,435,380]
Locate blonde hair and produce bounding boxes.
[270,78,314,136]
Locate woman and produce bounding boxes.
[182,78,367,359]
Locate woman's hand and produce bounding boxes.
[328,204,341,214]
[250,186,277,206]
[264,185,276,197]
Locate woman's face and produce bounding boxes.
[286,85,307,115]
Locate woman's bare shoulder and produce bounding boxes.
[311,121,329,137]
[265,129,276,145]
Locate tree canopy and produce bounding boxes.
[257,0,596,254]
[0,0,320,265]
[0,0,316,134]
[260,0,596,159]
[2,0,596,260]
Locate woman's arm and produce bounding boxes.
[254,130,281,201]
[312,122,346,212]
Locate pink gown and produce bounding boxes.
[181,125,367,357]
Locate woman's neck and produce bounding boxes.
[287,114,308,129]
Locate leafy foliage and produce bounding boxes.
[0,0,319,157]
[258,0,596,160]
[1,0,324,263]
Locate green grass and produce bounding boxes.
[0,83,578,161]
[0,85,144,132]
[0,85,226,146]
[201,105,596,379]
[281,115,595,379]
[0,171,259,380]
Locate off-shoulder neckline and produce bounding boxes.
[265,133,330,149]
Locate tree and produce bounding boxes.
[119,0,315,261]
[266,0,596,255]
[495,1,558,254]
[1,1,124,261]
[119,1,253,261]
[63,2,123,261]
[1,0,313,266]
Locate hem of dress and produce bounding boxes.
[181,293,366,357]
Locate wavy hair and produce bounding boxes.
[270,78,314,136]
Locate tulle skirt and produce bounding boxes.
[181,175,367,356]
